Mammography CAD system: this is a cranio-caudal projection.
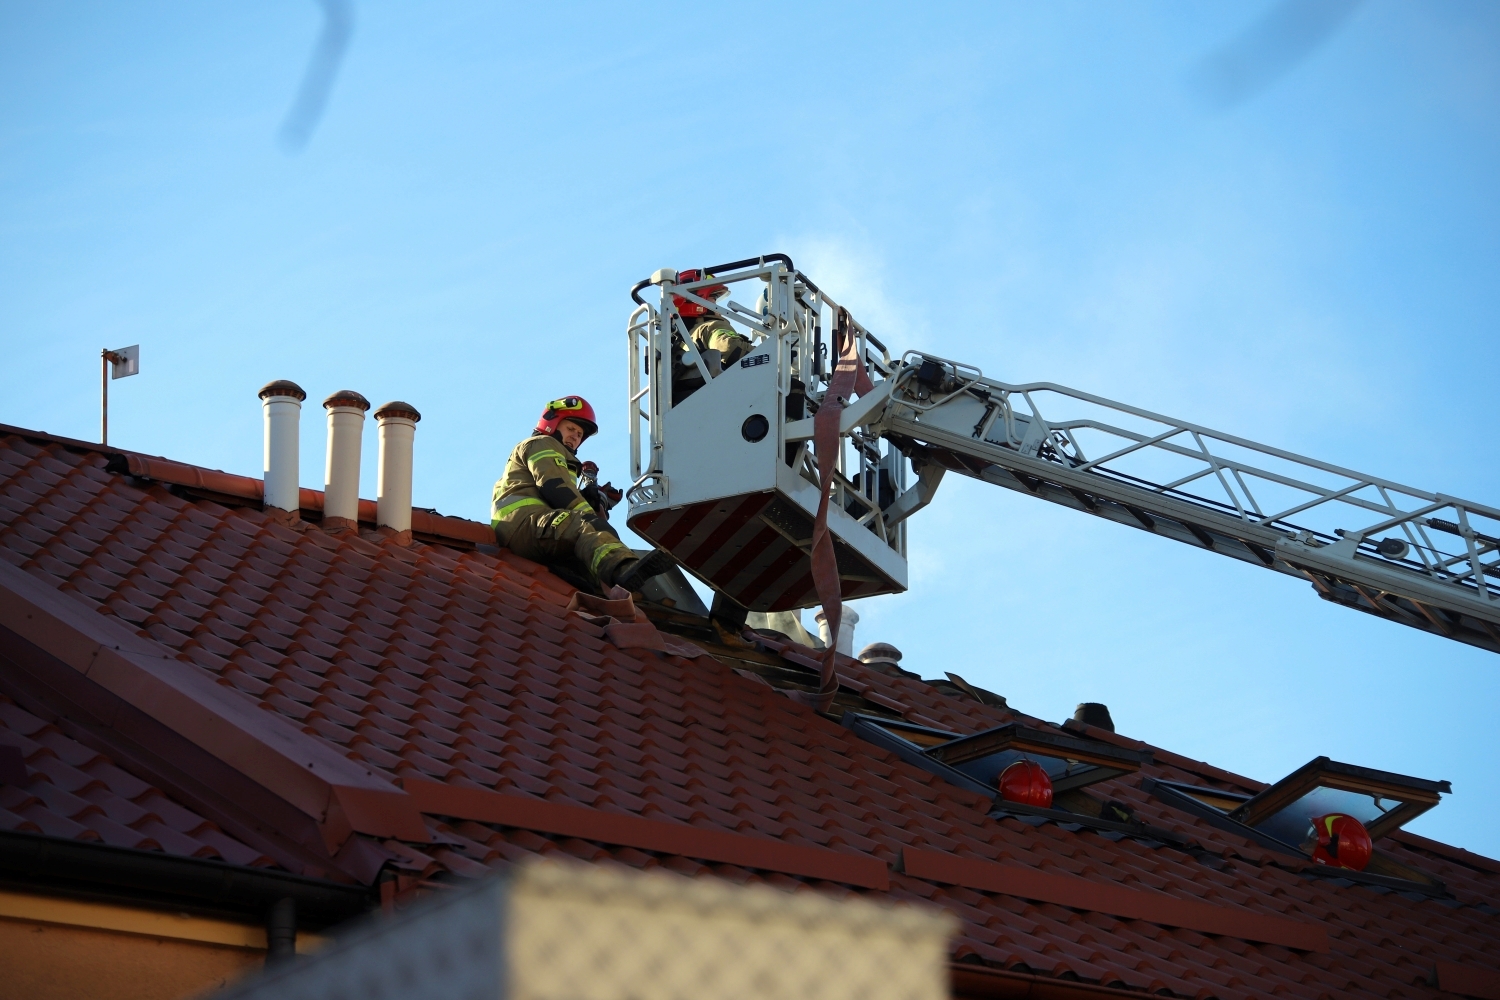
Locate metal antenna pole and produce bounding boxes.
[101,349,110,445]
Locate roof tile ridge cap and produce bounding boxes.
[409,507,495,544]
[1063,721,1266,791]
[0,422,259,502]
[0,421,128,456]
[124,453,264,501]
[1390,830,1500,874]
[0,558,428,846]
[92,437,492,548]
[1147,749,1265,792]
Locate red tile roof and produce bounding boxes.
[0,691,273,866]
[1,422,1498,999]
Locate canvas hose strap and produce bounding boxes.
[799,307,875,713]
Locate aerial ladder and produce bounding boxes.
[626,255,1500,656]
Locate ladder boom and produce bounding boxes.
[865,353,1500,654]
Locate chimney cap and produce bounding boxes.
[857,642,902,665]
[323,389,371,411]
[258,380,307,402]
[1073,702,1115,733]
[374,401,421,422]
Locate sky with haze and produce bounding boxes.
[3,2,1499,855]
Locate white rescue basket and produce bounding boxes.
[626,256,911,612]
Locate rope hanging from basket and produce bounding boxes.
[798,307,874,713]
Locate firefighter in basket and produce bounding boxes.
[670,269,755,405]
[491,396,672,592]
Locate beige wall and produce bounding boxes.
[0,919,262,1000]
[0,891,329,1000]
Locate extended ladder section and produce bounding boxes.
[867,355,1500,654]
[627,256,1500,653]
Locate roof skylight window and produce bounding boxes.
[924,722,1150,794]
[1228,757,1450,847]
[842,713,1151,804]
[1146,757,1452,892]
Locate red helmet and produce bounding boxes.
[670,269,729,319]
[997,760,1053,808]
[535,396,598,441]
[1309,813,1373,871]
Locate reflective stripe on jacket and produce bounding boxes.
[491,433,593,528]
[691,317,752,366]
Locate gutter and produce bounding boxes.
[0,829,371,930]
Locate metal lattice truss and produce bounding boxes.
[865,353,1500,654]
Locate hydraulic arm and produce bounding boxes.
[628,257,1500,654]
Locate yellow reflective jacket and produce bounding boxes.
[690,317,752,366]
[491,434,592,529]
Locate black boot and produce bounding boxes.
[709,592,752,646]
[611,548,675,592]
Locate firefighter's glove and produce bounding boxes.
[581,482,607,515]
[599,483,623,510]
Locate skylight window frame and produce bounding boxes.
[840,713,1152,799]
[925,723,1153,791]
[1227,756,1451,842]
[1142,774,1453,897]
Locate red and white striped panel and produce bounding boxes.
[630,492,900,612]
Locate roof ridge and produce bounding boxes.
[1392,829,1500,874]
[1062,719,1267,792]
[0,421,492,549]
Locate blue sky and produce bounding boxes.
[4,2,1498,855]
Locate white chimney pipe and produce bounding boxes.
[373,401,420,533]
[814,607,859,656]
[322,390,370,526]
[258,380,306,514]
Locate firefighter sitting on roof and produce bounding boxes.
[491,396,672,592]
[671,269,755,406]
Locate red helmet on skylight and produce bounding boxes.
[535,396,598,441]
[997,760,1053,808]
[1309,813,1372,871]
[671,269,729,319]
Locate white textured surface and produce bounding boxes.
[261,396,301,513]
[375,414,416,531]
[323,405,365,522]
[215,861,953,1000]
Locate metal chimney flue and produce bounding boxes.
[322,390,370,529]
[374,401,420,534]
[258,380,307,516]
[814,607,859,656]
[1073,703,1115,733]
